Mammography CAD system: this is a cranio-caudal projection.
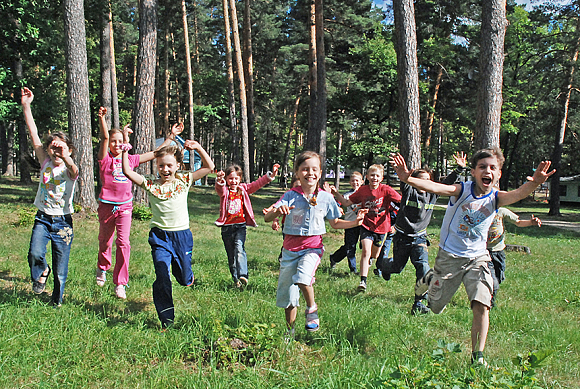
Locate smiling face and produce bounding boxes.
[156,153,179,184]
[366,168,383,189]
[296,156,321,192]
[350,175,363,191]
[108,132,124,157]
[471,155,501,196]
[226,171,241,192]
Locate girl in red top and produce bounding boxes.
[215,164,279,288]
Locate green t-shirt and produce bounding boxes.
[140,171,194,231]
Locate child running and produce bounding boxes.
[487,207,541,306]
[21,87,79,306]
[264,151,366,337]
[390,148,554,366]
[95,106,183,299]
[378,152,467,315]
[215,163,279,288]
[328,171,364,274]
[122,139,214,329]
[331,164,402,292]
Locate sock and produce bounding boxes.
[361,276,367,282]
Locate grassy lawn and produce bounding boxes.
[0,176,579,388]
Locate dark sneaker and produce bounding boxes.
[415,269,433,299]
[471,351,488,367]
[329,257,338,270]
[373,267,382,277]
[411,301,430,315]
[32,267,51,294]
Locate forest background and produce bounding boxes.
[0,0,579,207]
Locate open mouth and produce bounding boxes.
[482,177,492,185]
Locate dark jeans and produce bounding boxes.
[374,233,394,272]
[487,249,506,306]
[330,226,360,272]
[148,228,194,327]
[380,232,430,299]
[221,224,248,281]
[28,211,74,305]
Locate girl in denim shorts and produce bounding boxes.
[264,151,365,337]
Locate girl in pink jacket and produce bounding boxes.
[215,164,279,288]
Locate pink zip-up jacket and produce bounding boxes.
[215,172,274,227]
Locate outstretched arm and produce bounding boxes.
[329,209,368,229]
[139,122,184,164]
[264,204,294,222]
[121,149,144,186]
[21,87,47,163]
[97,107,109,161]
[390,153,460,197]
[330,185,353,207]
[185,140,215,181]
[515,214,541,228]
[497,161,555,207]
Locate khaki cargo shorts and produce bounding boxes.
[428,248,493,314]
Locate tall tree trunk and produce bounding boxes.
[549,17,580,216]
[393,0,421,169]
[13,58,32,184]
[182,0,195,140]
[109,11,120,129]
[334,128,343,188]
[475,0,507,150]
[223,0,238,164]
[229,0,250,182]
[282,92,302,181]
[64,0,98,211]
[307,0,318,153]
[1,122,15,176]
[170,30,182,123]
[163,29,170,135]
[101,3,112,129]
[423,64,443,166]
[133,0,158,204]
[243,0,255,180]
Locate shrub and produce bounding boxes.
[133,204,152,220]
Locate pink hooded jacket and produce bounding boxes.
[215,172,274,227]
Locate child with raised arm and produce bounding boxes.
[215,163,279,288]
[332,164,402,292]
[21,87,79,306]
[122,139,214,329]
[378,152,467,315]
[264,151,366,337]
[487,208,541,306]
[390,148,554,366]
[95,107,183,299]
[328,171,364,274]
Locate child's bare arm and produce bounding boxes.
[185,140,215,181]
[51,139,79,179]
[97,107,109,161]
[329,209,367,229]
[515,214,541,228]
[497,161,555,207]
[121,149,144,186]
[331,186,352,207]
[390,153,460,197]
[21,88,47,163]
[139,122,183,164]
[264,205,294,222]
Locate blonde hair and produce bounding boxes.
[367,164,384,176]
[350,171,363,180]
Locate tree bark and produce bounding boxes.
[222,0,238,164]
[393,0,421,169]
[229,0,250,182]
[163,29,170,135]
[133,0,158,204]
[64,0,98,211]
[109,11,120,129]
[182,0,195,140]
[243,0,255,180]
[475,0,507,150]
[282,91,302,182]
[423,64,443,166]
[100,3,112,129]
[549,17,580,216]
[1,122,15,176]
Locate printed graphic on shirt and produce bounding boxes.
[40,166,67,207]
[456,202,494,239]
[364,196,386,216]
[487,216,503,241]
[112,157,129,183]
[228,197,242,215]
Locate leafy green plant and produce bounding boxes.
[509,350,554,388]
[132,204,152,220]
[16,206,37,227]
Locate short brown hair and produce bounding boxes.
[225,165,243,180]
[294,151,321,172]
[44,131,75,159]
[471,147,505,169]
[154,145,183,164]
[412,167,433,180]
[350,171,363,180]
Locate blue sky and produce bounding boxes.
[372,0,570,12]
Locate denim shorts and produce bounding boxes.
[359,227,386,248]
[276,248,322,308]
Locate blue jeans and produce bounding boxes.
[374,233,393,272]
[148,228,194,327]
[221,224,248,281]
[380,233,430,295]
[330,226,359,272]
[28,211,74,305]
[487,249,506,306]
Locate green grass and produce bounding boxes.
[1,177,579,388]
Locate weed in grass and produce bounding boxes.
[133,203,153,220]
[16,206,36,227]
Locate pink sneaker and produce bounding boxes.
[115,284,126,299]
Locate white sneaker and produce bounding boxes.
[357,280,367,292]
[115,284,126,299]
[96,269,106,287]
[415,269,433,299]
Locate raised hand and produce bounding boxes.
[170,123,184,138]
[453,151,467,169]
[21,87,34,106]
[98,106,107,118]
[530,161,556,185]
[183,140,200,151]
[272,163,280,177]
[51,139,70,159]
[389,153,411,182]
